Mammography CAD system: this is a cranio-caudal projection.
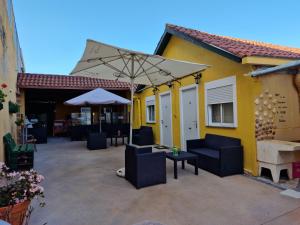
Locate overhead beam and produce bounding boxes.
[242,56,293,66]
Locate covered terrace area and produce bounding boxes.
[17,73,133,144]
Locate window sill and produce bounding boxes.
[146,121,156,124]
[206,124,237,129]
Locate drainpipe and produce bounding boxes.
[133,96,142,128]
[137,97,142,127]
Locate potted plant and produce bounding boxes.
[9,101,19,114]
[172,146,180,156]
[0,83,8,111]
[15,118,24,127]
[0,163,45,225]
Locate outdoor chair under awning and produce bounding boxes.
[65,88,131,149]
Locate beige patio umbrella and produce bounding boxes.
[70,39,208,144]
[64,88,130,132]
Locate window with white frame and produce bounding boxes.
[146,96,155,123]
[205,76,237,127]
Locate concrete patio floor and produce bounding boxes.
[30,138,300,225]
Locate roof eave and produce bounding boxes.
[154,30,172,55]
[154,26,242,63]
[250,59,300,77]
[18,86,131,91]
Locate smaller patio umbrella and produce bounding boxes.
[64,88,130,132]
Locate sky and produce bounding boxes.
[13,0,300,75]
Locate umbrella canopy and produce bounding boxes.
[70,40,208,86]
[64,88,130,106]
[64,88,130,133]
[70,40,208,144]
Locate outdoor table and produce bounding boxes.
[114,134,128,146]
[166,151,198,179]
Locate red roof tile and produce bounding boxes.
[166,24,300,59]
[17,73,133,90]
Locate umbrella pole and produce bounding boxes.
[99,105,102,133]
[129,78,134,145]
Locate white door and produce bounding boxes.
[180,86,199,150]
[160,92,172,147]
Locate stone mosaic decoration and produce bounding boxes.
[255,90,277,141]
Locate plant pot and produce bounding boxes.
[172,151,178,156]
[0,200,30,225]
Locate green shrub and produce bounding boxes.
[15,118,24,126]
[9,101,19,114]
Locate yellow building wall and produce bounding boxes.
[16,89,26,143]
[0,0,23,161]
[134,36,262,175]
[18,90,25,116]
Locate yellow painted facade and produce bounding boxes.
[0,0,24,161]
[134,36,268,175]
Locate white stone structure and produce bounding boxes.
[257,140,300,183]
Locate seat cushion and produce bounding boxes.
[11,146,21,153]
[25,144,35,152]
[189,148,220,159]
[17,144,35,152]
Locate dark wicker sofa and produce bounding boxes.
[187,134,243,177]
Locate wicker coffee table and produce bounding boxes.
[166,151,198,179]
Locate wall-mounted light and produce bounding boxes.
[166,81,173,89]
[194,73,202,84]
[152,86,159,95]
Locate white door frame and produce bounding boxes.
[179,84,200,150]
[159,90,173,147]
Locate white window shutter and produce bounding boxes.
[146,99,155,106]
[207,84,233,105]
[146,96,155,106]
